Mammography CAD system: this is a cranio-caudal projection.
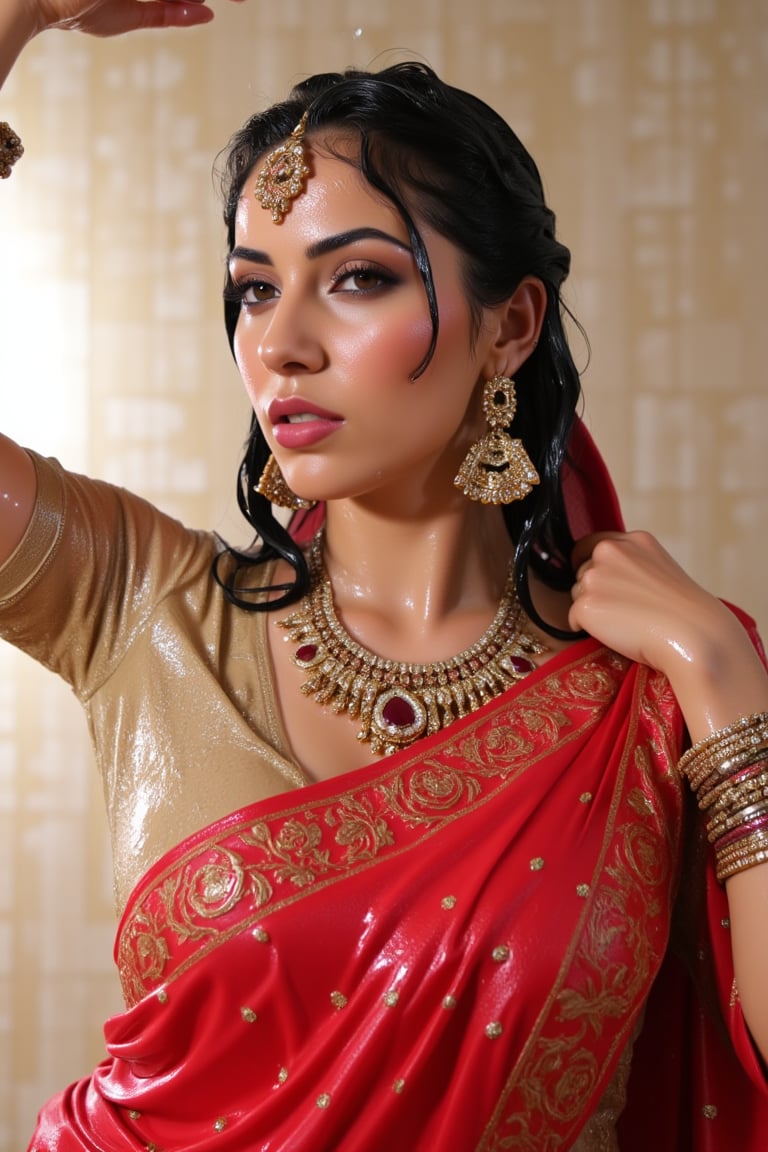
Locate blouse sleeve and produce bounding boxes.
[0,451,215,699]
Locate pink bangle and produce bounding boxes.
[714,815,768,854]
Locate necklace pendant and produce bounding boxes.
[369,688,428,751]
[295,642,319,666]
[502,652,538,680]
[278,532,547,757]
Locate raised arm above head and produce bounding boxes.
[1,0,246,115]
[1,0,221,86]
[0,0,242,555]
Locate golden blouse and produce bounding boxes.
[0,452,305,913]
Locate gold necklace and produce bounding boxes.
[278,535,547,756]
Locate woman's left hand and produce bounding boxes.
[571,548,768,1067]
[568,530,747,682]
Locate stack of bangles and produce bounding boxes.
[1,121,23,178]
[678,711,768,882]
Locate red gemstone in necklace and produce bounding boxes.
[277,534,547,754]
[381,694,416,728]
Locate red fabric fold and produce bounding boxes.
[31,645,693,1151]
[28,421,768,1150]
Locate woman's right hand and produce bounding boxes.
[2,0,231,90]
[25,0,220,38]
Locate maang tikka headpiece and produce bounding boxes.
[254,111,311,224]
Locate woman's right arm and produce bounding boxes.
[2,0,220,89]
[0,435,36,566]
[0,2,37,88]
[1,0,236,563]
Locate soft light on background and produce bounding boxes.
[1,0,766,1143]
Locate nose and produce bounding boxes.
[251,293,326,377]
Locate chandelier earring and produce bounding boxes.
[254,454,315,511]
[454,374,540,505]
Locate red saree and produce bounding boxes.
[26,421,768,1149]
[33,638,699,1151]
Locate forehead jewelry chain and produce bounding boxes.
[254,111,310,224]
[278,534,547,756]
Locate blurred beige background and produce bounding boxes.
[1,0,766,1144]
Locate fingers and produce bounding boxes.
[138,1,215,28]
[568,531,645,640]
[566,528,713,671]
[570,530,626,574]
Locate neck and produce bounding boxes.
[319,498,515,663]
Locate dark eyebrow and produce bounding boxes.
[306,227,412,260]
[229,227,412,269]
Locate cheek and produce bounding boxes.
[336,308,434,378]
[434,292,477,358]
[232,323,258,395]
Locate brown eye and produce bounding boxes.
[332,263,396,293]
[241,281,277,304]
[348,269,382,290]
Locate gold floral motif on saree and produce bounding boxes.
[477,671,684,1151]
[117,649,628,1007]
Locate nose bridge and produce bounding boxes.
[258,280,323,373]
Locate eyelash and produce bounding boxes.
[329,262,398,293]
[224,279,275,307]
[225,262,398,307]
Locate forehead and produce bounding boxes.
[235,146,410,248]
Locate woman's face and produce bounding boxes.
[230,143,501,511]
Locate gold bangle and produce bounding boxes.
[715,827,768,870]
[706,780,768,825]
[717,846,768,883]
[678,713,768,789]
[700,767,768,813]
[707,798,768,843]
[678,711,768,770]
[0,121,23,179]
[692,743,768,796]
[688,735,768,791]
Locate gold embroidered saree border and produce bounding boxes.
[116,646,630,1007]
[477,664,685,1151]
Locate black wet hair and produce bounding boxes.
[214,61,584,639]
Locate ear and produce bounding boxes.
[480,276,547,379]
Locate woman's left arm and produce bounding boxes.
[569,530,768,1062]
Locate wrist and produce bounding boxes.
[0,4,43,90]
[662,610,768,743]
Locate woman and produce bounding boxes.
[2,2,768,1150]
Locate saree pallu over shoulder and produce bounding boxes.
[32,645,687,1151]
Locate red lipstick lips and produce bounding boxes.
[268,397,345,449]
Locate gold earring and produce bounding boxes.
[454,375,540,504]
[254,454,315,510]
